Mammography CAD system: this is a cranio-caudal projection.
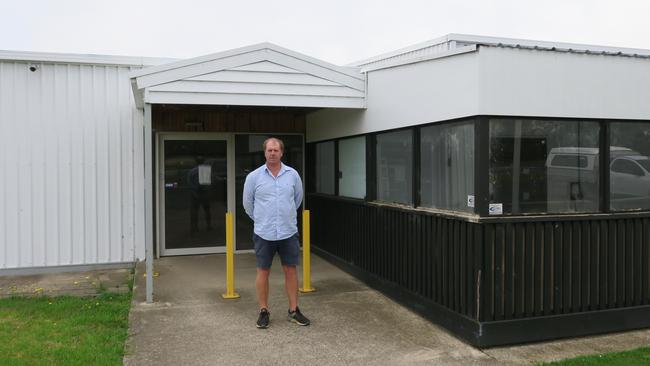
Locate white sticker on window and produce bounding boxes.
[467,195,475,208]
[198,164,212,185]
[489,203,503,215]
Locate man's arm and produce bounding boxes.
[243,173,255,219]
[294,171,304,210]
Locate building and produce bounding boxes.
[1,34,649,346]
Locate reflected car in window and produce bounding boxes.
[545,147,600,212]
[610,155,650,203]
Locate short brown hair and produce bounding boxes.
[263,137,284,152]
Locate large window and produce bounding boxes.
[610,122,650,211]
[377,130,412,204]
[338,136,366,199]
[315,141,335,194]
[420,121,474,212]
[489,119,600,214]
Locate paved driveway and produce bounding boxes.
[124,253,650,365]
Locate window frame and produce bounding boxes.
[418,118,477,213]
[337,135,367,199]
[375,127,415,205]
[314,140,336,195]
[306,116,650,218]
[485,116,605,216]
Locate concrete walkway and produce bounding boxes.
[124,253,650,365]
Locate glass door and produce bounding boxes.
[160,135,231,255]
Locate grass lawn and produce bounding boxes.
[0,292,132,366]
[540,347,650,366]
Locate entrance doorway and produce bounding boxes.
[156,131,304,256]
[158,134,234,256]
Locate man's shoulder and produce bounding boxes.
[282,163,297,173]
[245,165,267,181]
[282,164,301,178]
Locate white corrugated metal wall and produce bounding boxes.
[0,60,145,270]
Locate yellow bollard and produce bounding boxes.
[221,212,240,299]
[299,210,316,293]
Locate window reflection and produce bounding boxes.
[420,121,474,212]
[489,119,600,214]
[315,141,335,194]
[610,122,650,211]
[377,130,413,204]
[338,137,366,199]
[164,140,227,249]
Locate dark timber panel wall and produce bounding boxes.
[480,219,650,322]
[308,194,650,346]
[310,195,482,319]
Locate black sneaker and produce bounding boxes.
[288,307,310,326]
[256,308,270,329]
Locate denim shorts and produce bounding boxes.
[253,233,300,269]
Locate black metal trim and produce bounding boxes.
[478,304,650,347]
[476,211,650,223]
[334,140,339,197]
[305,143,316,195]
[601,122,610,213]
[413,127,421,207]
[366,134,377,201]
[481,114,650,124]
[307,193,650,223]
[475,117,489,217]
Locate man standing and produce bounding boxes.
[243,137,310,329]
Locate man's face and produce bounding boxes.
[265,140,283,164]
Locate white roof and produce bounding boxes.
[0,49,174,67]
[130,42,365,109]
[352,33,650,71]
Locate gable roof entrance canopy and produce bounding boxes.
[130,43,365,303]
[130,43,366,109]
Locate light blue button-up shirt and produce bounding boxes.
[243,163,303,241]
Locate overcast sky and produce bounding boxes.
[1,0,649,65]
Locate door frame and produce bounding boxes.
[156,132,235,256]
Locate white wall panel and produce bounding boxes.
[0,60,145,270]
[477,47,650,119]
[307,46,650,143]
[0,62,7,268]
[307,52,480,142]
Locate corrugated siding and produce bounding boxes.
[0,60,145,269]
